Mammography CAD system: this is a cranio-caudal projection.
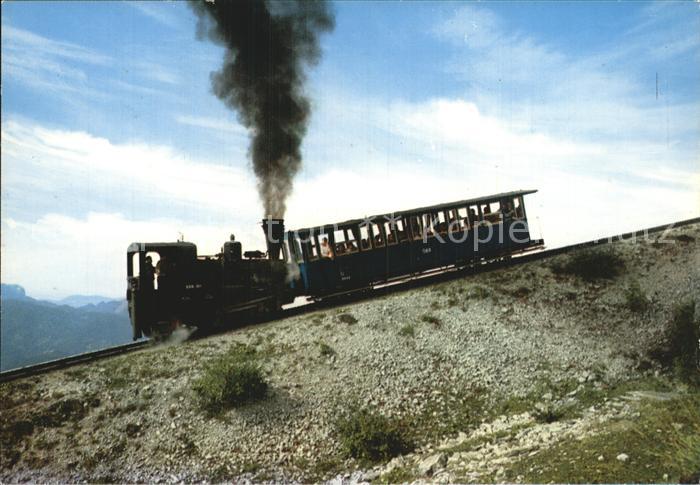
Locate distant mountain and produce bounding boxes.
[0,284,134,371]
[56,294,121,308]
[78,299,129,315]
[1,284,30,301]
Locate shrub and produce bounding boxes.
[649,301,699,380]
[625,281,649,312]
[420,314,441,327]
[336,406,412,463]
[338,313,358,325]
[193,345,267,412]
[468,285,491,299]
[533,403,567,424]
[552,248,625,281]
[318,341,335,357]
[667,302,699,376]
[398,324,416,337]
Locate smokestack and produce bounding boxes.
[262,218,285,260]
[190,0,335,219]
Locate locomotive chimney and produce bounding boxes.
[261,218,285,260]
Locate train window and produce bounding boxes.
[421,214,434,238]
[499,199,517,219]
[343,227,359,254]
[334,229,347,256]
[132,253,140,277]
[409,215,423,240]
[481,202,501,224]
[397,218,410,242]
[457,207,469,229]
[370,222,385,248]
[383,221,398,245]
[514,197,524,219]
[317,231,333,258]
[305,233,319,261]
[359,225,371,250]
[292,235,304,263]
[283,238,293,263]
[437,211,448,234]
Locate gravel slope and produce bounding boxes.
[1,222,698,483]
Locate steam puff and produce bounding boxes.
[190,0,335,218]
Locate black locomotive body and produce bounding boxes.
[126,190,543,339]
[126,238,294,340]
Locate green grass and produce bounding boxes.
[398,324,416,337]
[335,406,413,464]
[378,465,417,484]
[192,344,268,413]
[551,247,625,281]
[500,394,700,483]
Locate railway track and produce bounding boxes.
[0,341,151,383]
[2,216,697,384]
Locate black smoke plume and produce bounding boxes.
[190,0,334,218]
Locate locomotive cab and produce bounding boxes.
[126,242,198,339]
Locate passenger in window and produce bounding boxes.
[515,203,524,219]
[483,205,491,215]
[469,208,478,226]
[320,237,334,259]
[143,255,155,290]
[345,240,357,252]
[501,201,515,219]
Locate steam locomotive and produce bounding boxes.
[126,190,544,339]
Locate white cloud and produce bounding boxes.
[175,115,248,136]
[2,24,111,65]
[2,24,111,98]
[431,4,700,149]
[1,119,256,216]
[128,2,182,29]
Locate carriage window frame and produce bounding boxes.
[397,217,411,242]
[333,228,348,256]
[359,225,371,251]
[369,222,385,248]
[420,213,434,238]
[482,201,503,225]
[456,207,469,229]
[409,215,423,240]
[514,196,525,219]
[292,234,304,263]
[383,220,398,245]
[301,232,319,261]
[317,230,333,259]
[344,226,360,254]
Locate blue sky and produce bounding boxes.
[2,1,699,299]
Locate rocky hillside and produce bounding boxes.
[1,223,698,483]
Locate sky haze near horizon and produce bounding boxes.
[1,1,699,299]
